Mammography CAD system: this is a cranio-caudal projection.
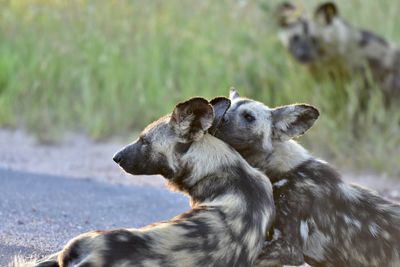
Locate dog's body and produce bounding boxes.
[266,159,400,267]
[213,90,400,267]
[277,2,400,106]
[18,97,274,267]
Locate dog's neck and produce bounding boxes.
[254,140,311,182]
[169,134,244,195]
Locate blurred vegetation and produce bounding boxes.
[0,0,399,175]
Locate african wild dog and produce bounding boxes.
[18,97,275,267]
[276,1,400,106]
[213,89,400,267]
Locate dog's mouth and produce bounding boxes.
[296,54,315,64]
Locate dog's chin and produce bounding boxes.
[116,161,140,176]
[121,168,140,176]
[117,163,174,179]
[296,55,316,64]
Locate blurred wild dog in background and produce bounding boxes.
[276,1,400,107]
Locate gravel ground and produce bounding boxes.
[0,169,189,266]
[0,128,399,266]
[0,129,165,187]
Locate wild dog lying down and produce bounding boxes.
[213,89,400,267]
[21,97,274,267]
[276,1,400,106]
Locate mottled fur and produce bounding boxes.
[213,89,400,267]
[16,97,274,267]
[277,1,400,106]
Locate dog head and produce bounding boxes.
[276,2,352,64]
[113,97,231,181]
[212,89,319,163]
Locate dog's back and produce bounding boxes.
[273,159,400,267]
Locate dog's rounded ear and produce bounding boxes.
[314,2,338,25]
[229,87,240,100]
[275,2,298,27]
[209,97,231,135]
[170,97,214,142]
[271,104,319,141]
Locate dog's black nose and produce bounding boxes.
[113,153,122,164]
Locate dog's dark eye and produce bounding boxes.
[243,112,255,123]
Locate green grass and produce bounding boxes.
[0,0,399,175]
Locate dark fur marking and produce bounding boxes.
[60,239,84,267]
[76,264,94,267]
[229,100,252,113]
[359,30,388,47]
[167,164,192,193]
[315,2,338,24]
[302,20,309,35]
[101,230,155,266]
[174,142,193,154]
[171,210,220,253]
[209,97,231,135]
[269,159,400,266]
[35,262,59,267]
